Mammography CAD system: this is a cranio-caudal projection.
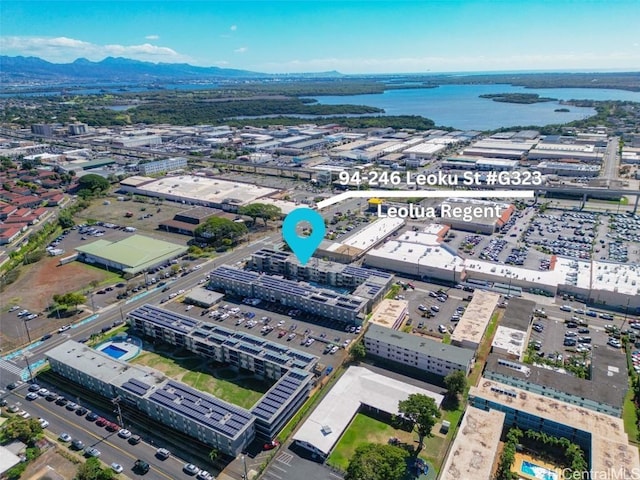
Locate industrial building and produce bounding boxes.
[364,324,475,377]
[292,366,443,459]
[74,234,188,275]
[138,157,188,175]
[208,266,370,324]
[438,198,515,234]
[537,161,600,177]
[46,340,255,456]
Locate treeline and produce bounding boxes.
[130,98,382,124]
[479,93,557,104]
[225,114,437,130]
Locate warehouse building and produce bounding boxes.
[437,198,514,234]
[46,340,255,456]
[537,161,600,177]
[138,157,187,175]
[208,266,370,323]
[75,234,188,275]
[364,324,475,377]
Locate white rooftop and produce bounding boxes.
[440,407,505,480]
[341,217,405,250]
[450,290,500,348]
[491,326,527,358]
[292,366,443,456]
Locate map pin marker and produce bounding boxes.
[282,208,326,265]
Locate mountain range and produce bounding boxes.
[0,55,312,84]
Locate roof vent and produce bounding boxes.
[321,425,333,435]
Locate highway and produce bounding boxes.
[602,136,620,180]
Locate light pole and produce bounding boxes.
[112,396,124,427]
[242,455,248,480]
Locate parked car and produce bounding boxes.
[156,448,171,460]
[264,440,280,450]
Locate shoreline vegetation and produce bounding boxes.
[479,93,557,104]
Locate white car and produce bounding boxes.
[186,305,193,311]
[38,418,49,428]
[111,463,124,474]
[118,428,132,439]
[18,410,31,419]
[59,433,72,442]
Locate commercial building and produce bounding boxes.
[31,124,54,137]
[68,123,88,135]
[364,226,465,283]
[248,249,394,309]
[438,198,514,234]
[119,175,277,212]
[208,266,369,324]
[138,157,188,175]
[469,378,640,476]
[292,366,443,459]
[440,407,505,480]
[75,234,188,275]
[46,340,255,456]
[450,290,500,350]
[112,135,162,148]
[364,324,475,377]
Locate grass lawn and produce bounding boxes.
[327,413,414,470]
[182,370,270,410]
[622,385,639,444]
[131,350,271,410]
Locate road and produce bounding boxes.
[4,386,192,480]
[601,136,620,180]
[0,230,282,386]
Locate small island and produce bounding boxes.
[479,93,558,104]
[554,108,570,112]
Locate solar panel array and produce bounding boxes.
[121,377,152,396]
[148,380,253,437]
[129,305,198,333]
[251,369,311,421]
[210,266,259,284]
[343,265,392,281]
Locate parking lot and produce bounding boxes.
[160,296,358,372]
[602,212,640,263]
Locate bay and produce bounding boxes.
[313,84,640,130]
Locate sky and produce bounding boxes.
[1,0,639,74]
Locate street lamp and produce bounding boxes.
[22,318,34,382]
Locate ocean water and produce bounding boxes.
[313,84,640,130]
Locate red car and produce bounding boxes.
[263,440,280,451]
[95,417,107,427]
[105,422,120,432]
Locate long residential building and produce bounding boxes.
[46,340,255,456]
[364,324,475,377]
[126,305,315,440]
[139,156,188,175]
[208,266,369,324]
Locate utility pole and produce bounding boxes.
[22,318,34,382]
[242,455,248,480]
[112,396,124,427]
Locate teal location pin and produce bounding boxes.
[282,208,326,265]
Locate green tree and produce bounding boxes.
[350,341,366,361]
[195,217,248,246]
[77,173,110,193]
[75,457,114,480]
[398,393,441,448]
[58,213,75,229]
[1,417,43,444]
[208,448,219,463]
[239,203,282,226]
[53,292,86,310]
[443,370,467,398]
[344,443,408,480]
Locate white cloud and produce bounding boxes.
[0,36,190,63]
[145,35,160,40]
[234,46,248,54]
[230,25,237,31]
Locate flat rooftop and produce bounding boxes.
[366,324,475,367]
[450,290,500,348]
[440,407,505,480]
[129,175,277,206]
[500,297,535,331]
[368,299,408,329]
[340,217,404,250]
[485,352,627,411]
[470,378,640,476]
[491,326,527,358]
[75,234,188,274]
[292,366,443,457]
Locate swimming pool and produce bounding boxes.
[521,460,558,480]
[100,344,128,359]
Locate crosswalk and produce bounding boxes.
[276,453,293,466]
[0,358,24,377]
